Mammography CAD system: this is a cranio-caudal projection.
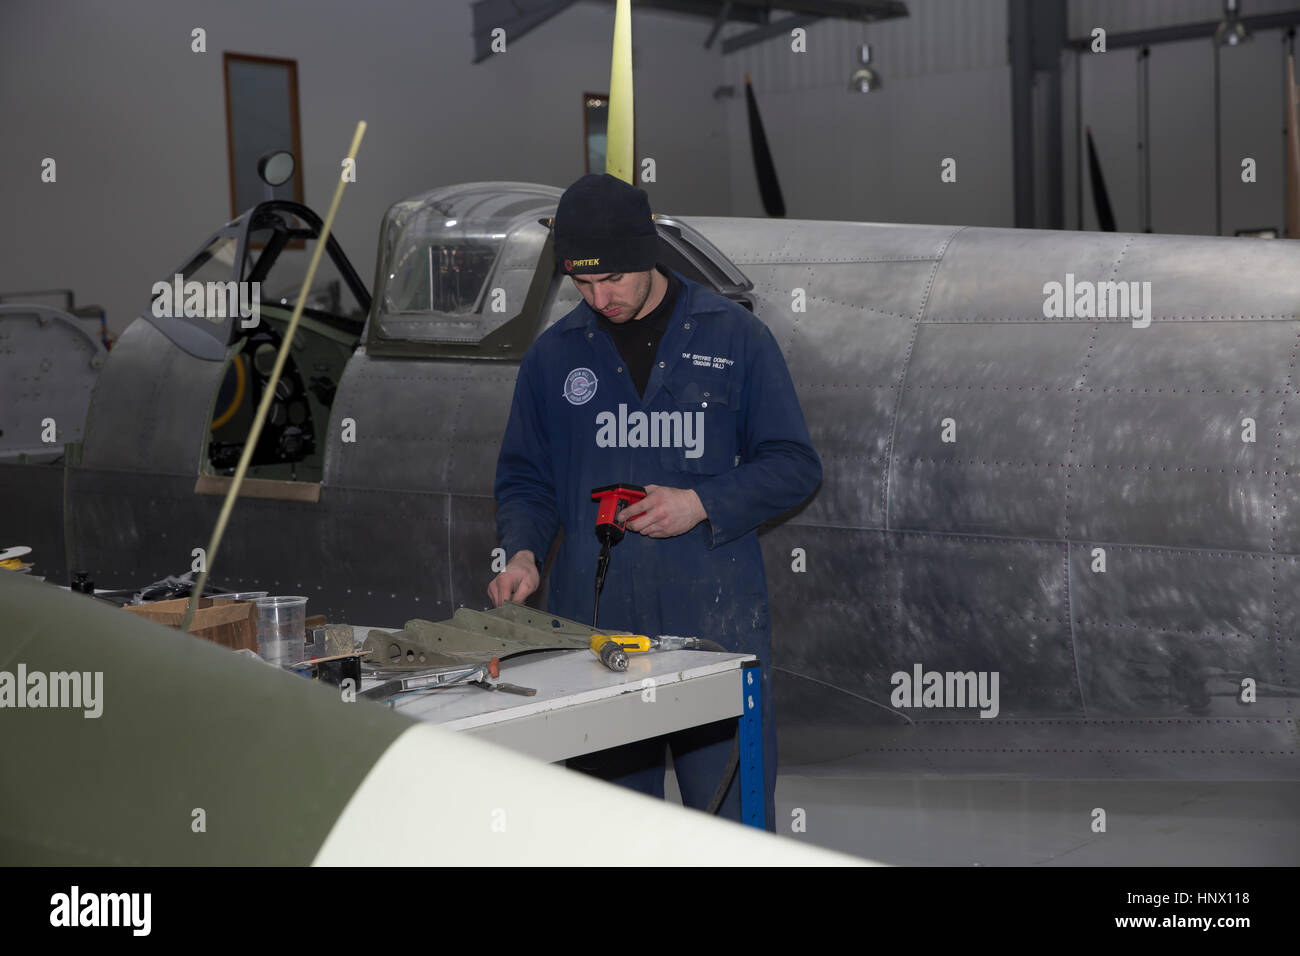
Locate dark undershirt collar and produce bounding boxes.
[597,266,681,397]
[596,266,679,340]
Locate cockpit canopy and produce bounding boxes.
[369,182,560,355]
[366,181,753,358]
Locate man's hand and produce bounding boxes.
[620,485,707,538]
[487,550,540,607]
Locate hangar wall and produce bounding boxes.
[0,0,731,335]
[719,0,1015,227]
[6,0,1298,335]
[1068,0,1300,37]
[1064,0,1300,236]
[714,0,1300,237]
[1066,26,1296,237]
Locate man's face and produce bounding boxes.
[571,270,653,323]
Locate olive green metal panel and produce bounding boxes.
[0,572,412,865]
[363,602,612,669]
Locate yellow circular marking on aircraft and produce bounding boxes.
[210,354,247,430]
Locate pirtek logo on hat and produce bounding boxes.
[565,258,600,271]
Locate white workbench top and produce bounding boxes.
[352,626,756,762]
[373,647,751,727]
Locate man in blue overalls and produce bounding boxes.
[488,173,821,830]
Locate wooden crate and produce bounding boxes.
[123,597,258,652]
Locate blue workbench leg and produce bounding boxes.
[739,660,765,829]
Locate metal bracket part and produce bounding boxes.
[363,602,618,671]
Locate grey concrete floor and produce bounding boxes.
[772,776,1300,865]
[667,768,1299,865]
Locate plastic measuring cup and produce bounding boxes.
[212,590,269,601]
[254,596,307,666]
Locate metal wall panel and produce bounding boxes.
[1220,29,1288,236]
[1078,46,1140,234]
[1149,39,1217,236]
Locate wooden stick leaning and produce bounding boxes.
[182,121,367,631]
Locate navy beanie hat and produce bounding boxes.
[554,173,658,275]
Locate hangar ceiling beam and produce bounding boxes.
[721,13,822,54]
[704,0,733,49]
[470,1,908,61]
[471,0,580,64]
[633,0,906,23]
[1065,10,1300,51]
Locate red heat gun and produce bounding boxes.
[590,483,646,627]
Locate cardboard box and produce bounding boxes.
[123,597,258,652]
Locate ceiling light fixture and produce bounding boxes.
[848,43,882,93]
[1215,0,1251,46]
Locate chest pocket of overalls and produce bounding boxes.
[659,374,742,475]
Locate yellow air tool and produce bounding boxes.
[589,633,650,671]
